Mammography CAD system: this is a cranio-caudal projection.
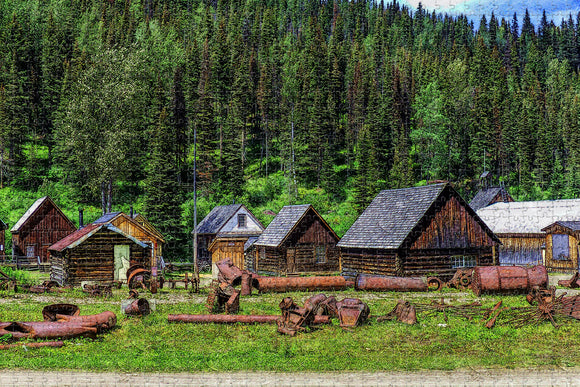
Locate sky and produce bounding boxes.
[396,0,580,30]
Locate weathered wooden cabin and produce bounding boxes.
[11,197,76,263]
[469,186,514,211]
[93,212,164,268]
[193,204,264,270]
[542,221,580,273]
[48,223,150,286]
[252,204,340,275]
[338,183,500,279]
[477,199,580,266]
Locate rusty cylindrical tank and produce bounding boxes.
[255,276,353,293]
[354,274,428,292]
[471,265,548,296]
[168,314,331,325]
[55,311,117,332]
[123,298,151,316]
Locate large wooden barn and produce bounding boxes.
[477,199,580,267]
[338,183,500,279]
[48,223,150,286]
[93,212,164,268]
[542,221,580,273]
[193,204,264,271]
[11,197,76,264]
[251,204,340,275]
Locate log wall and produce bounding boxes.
[341,248,398,278]
[544,226,579,272]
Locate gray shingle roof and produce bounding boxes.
[337,184,449,249]
[542,220,580,232]
[194,204,243,234]
[469,188,505,211]
[93,212,122,224]
[253,204,311,247]
[477,200,580,234]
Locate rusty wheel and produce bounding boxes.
[127,268,151,290]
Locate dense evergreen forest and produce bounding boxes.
[0,0,579,260]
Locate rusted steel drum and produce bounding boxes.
[471,265,548,296]
[354,274,428,292]
[240,271,253,296]
[168,314,331,325]
[55,311,117,332]
[255,276,352,293]
[123,298,150,316]
[42,304,80,321]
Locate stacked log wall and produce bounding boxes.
[341,248,398,278]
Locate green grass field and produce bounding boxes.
[1,270,579,372]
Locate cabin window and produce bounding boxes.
[260,247,266,260]
[238,214,246,228]
[552,234,570,260]
[315,245,326,263]
[26,245,36,258]
[451,255,476,268]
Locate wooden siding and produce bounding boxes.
[255,246,284,275]
[496,234,544,266]
[410,196,496,250]
[544,225,579,272]
[50,228,149,286]
[13,203,75,263]
[109,215,162,266]
[341,248,398,277]
[210,238,246,270]
[405,248,494,278]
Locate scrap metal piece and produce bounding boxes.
[123,298,151,316]
[355,274,428,292]
[471,265,549,296]
[335,298,370,328]
[415,298,487,323]
[0,269,17,292]
[447,268,474,290]
[127,267,151,290]
[42,304,80,322]
[427,277,444,291]
[225,290,241,315]
[82,284,113,298]
[256,276,352,293]
[526,286,556,306]
[0,340,65,350]
[54,311,117,332]
[277,295,331,336]
[216,258,243,286]
[0,321,98,341]
[558,272,580,289]
[167,314,330,325]
[377,300,417,325]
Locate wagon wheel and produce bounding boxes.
[127,268,151,290]
[126,264,145,281]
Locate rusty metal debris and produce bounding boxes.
[127,265,151,290]
[159,272,198,290]
[558,272,580,289]
[414,298,490,323]
[123,298,151,316]
[447,268,474,290]
[42,304,80,321]
[82,283,113,297]
[471,265,549,296]
[167,314,330,325]
[354,274,428,292]
[0,340,65,350]
[335,298,370,328]
[0,269,17,292]
[0,321,98,340]
[54,311,117,333]
[206,280,241,314]
[22,281,63,294]
[256,276,353,293]
[377,300,418,325]
[216,258,243,286]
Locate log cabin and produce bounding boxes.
[11,197,76,264]
[193,204,263,271]
[252,204,340,275]
[338,183,500,279]
[48,223,150,286]
[477,199,580,266]
[542,221,580,273]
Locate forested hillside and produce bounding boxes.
[0,0,579,260]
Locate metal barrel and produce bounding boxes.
[123,298,151,316]
[471,265,548,296]
[240,271,253,296]
[256,276,351,293]
[354,274,428,292]
[168,314,330,325]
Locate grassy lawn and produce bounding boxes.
[1,269,579,372]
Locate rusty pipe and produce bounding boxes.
[255,276,353,293]
[168,314,331,325]
[42,304,80,322]
[0,321,98,341]
[55,311,117,332]
[471,265,548,296]
[354,274,428,292]
[123,299,150,316]
[0,340,65,350]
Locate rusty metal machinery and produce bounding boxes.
[127,265,151,290]
[377,300,418,325]
[471,265,549,296]
[354,274,428,292]
[558,272,580,289]
[255,276,353,293]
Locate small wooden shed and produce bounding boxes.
[338,183,500,279]
[193,204,264,270]
[542,221,580,273]
[11,197,76,263]
[48,223,150,286]
[252,204,340,275]
[93,212,164,268]
[477,199,580,266]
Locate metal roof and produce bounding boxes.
[48,223,149,252]
[477,199,580,234]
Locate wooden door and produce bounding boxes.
[287,248,296,273]
[114,245,131,281]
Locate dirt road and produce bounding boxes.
[2,369,580,386]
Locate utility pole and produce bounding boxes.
[193,122,199,290]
